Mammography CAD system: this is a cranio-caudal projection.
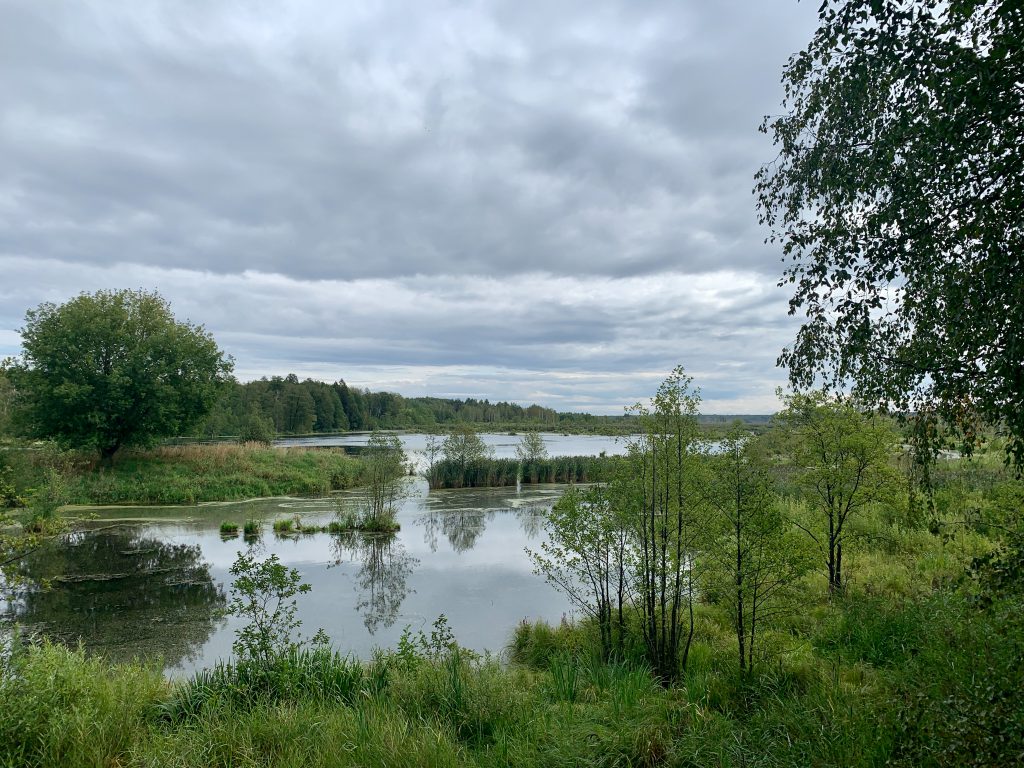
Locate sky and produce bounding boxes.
[0,0,821,415]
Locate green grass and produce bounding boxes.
[219,521,239,535]
[243,519,260,536]
[3,554,1021,768]
[272,518,295,533]
[57,443,362,505]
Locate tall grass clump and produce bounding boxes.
[429,454,620,489]
[0,641,163,768]
[158,648,384,721]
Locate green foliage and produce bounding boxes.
[358,431,407,530]
[529,485,630,660]
[0,641,164,768]
[242,519,260,536]
[774,391,901,593]
[219,521,239,535]
[159,648,385,721]
[430,454,617,489]
[704,430,814,674]
[0,370,14,438]
[0,465,26,509]
[6,289,233,461]
[227,550,324,665]
[621,366,707,682]
[60,442,360,505]
[515,430,548,463]
[272,517,294,533]
[237,412,275,445]
[756,0,1024,470]
[393,614,460,671]
[440,425,492,475]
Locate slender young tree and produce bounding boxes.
[774,391,899,594]
[359,431,407,530]
[706,429,811,675]
[516,430,548,484]
[528,485,630,660]
[622,367,707,682]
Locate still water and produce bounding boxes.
[5,481,575,677]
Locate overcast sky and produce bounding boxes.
[0,0,820,414]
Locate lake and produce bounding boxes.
[276,431,627,472]
[4,480,577,677]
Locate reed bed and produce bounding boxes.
[429,455,619,489]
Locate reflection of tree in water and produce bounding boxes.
[330,534,417,634]
[4,528,226,668]
[418,506,489,553]
[518,509,544,539]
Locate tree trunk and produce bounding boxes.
[99,443,119,468]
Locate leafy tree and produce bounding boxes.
[774,392,900,594]
[515,431,548,463]
[622,366,707,682]
[705,429,812,675]
[528,485,630,660]
[0,372,13,438]
[756,0,1024,469]
[442,426,492,475]
[358,431,407,530]
[6,289,232,462]
[237,411,276,445]
[422,433,443,489]
[228,550,325,664]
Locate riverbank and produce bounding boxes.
[2,442,363,506]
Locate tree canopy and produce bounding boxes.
[756,0,1024,468]
[6,289,233,460]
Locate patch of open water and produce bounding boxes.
[4,480,576,677]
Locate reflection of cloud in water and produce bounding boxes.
[330,534,418,634]
[5,527,226,668]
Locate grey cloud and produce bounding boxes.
[1,0,818,281]
[0,256,798,412]
[0,1,821,414]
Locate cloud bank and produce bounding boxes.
[0,0,819,413]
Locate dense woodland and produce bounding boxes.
[194,375,773,439]
[195,375,645,437]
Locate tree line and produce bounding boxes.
[196,376,640,439]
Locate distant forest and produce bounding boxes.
[197,375,630,437]
[196,375,771,438]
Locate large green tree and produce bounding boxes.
[6,289,233,461]
[756,1,1024,468]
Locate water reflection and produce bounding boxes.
[419,495,552,557]
[24,484,579,672]
[5,528,226,667]
[330,533,418,633]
